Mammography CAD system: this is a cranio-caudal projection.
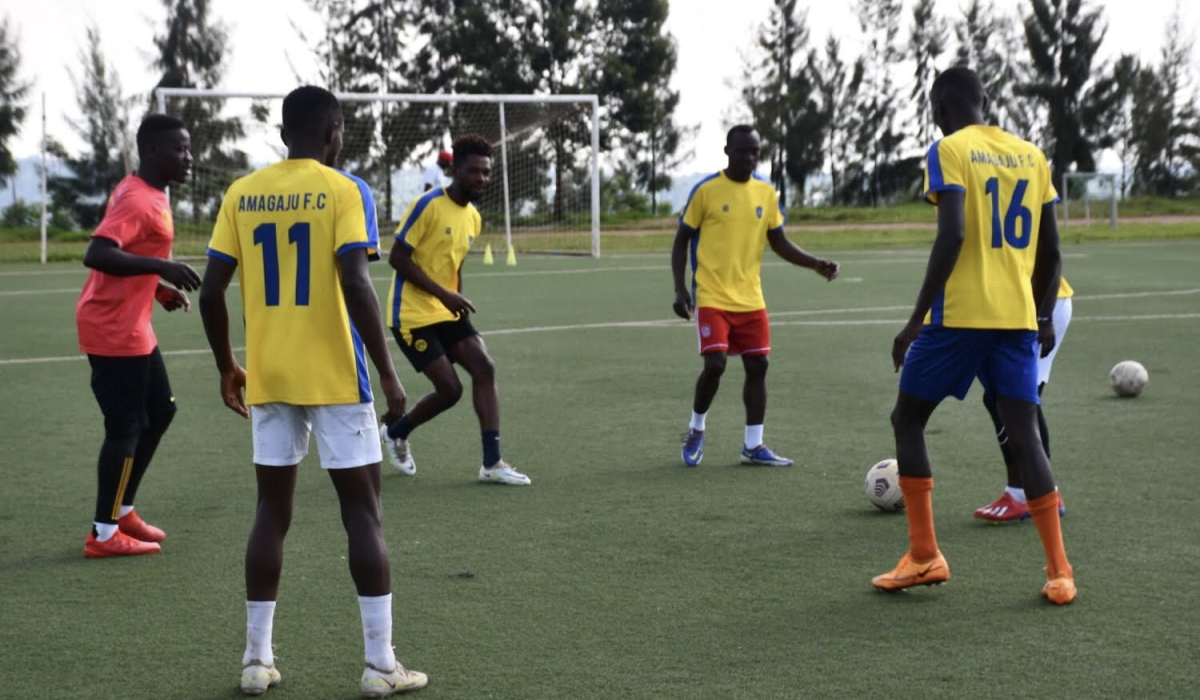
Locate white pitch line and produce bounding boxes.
[4,312,1196,367]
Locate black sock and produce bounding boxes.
[482,430,501,468]
[387,415,413,440]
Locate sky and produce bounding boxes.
[3,0,1194,172]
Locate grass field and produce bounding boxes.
[1,240,1198,699]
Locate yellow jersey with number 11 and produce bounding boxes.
[922,125,1058,330]
[207,159,380,406]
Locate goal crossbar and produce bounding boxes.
[154,88,603,257]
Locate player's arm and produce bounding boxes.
[340,249,407,423]
[83,237,201,290]
[388,243,475,316]
[1031,203,1062,358]
[893,190,965,371]
[670,224,694,320]
[198,257,248,418]
[766,228,839,281]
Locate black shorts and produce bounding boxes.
[392,317,479,373]
[88,347,176,438]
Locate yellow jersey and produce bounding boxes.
[1059,276,1073,298]
[207,159,380,406]
[387,187,480,329]
[922,125,1059,330]
[679,171,786,312]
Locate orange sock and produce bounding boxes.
[1029,492,1072,579]
[899,476,938,561]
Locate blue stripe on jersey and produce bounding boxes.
[688,229,700,303]
[678,172,721,228]
[396,188,444,250]
[207,248,238,266]
[336,170,381,261]
[337,241,375,257]
[931,289,945,326]
[391,270,406,328]
[349,320,372,403]
[924,140,965,203]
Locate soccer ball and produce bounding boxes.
[1109,360,1148,397]
[865,458,905,511]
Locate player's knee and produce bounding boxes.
[471,354,496,383]
[438,378,464,405]
[702,354,727,376]
[150,398,177,433]
[744,354,768,377]
[890,407,918,437]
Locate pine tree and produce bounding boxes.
[1106,54,1140,197]
[813,36,865,205]
[854,0,907,205]
[0,14,30,188]
[151,0,247,223]
[909,0,949,148]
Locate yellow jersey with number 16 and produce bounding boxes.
[922,125,1058,330]
[207,159,380,406]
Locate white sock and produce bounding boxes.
[744,424,764,449]
[359,594,397,669]
[689,411,707,431]
[1005,486,1027,504]
[94,522,118,541]
[243,600,277,666]
[119,505,134,517]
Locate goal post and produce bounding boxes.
[153,88,602,257]
[1062,172,1118,231]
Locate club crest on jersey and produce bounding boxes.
[700,325,712,338]
[414,339,428,352]
[755,206,763,219]
[722,204,730,212]
[444,227,452,235]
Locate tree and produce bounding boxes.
[592,0,689,213]
[151,0,247,223]
[0,14,30,188]
[813,36,865,205]
[955,1,1040,141]
[1020,0,1119,191]
[854,0,909,205]
[908,0,949,148]
[1107,54,1141,196]
[1133,2,1200,196]
[47,26,133,228]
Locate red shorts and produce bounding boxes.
[696,307,770,356]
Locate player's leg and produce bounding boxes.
[873,328,984,591]
[314,405,428,695]
[974,388,1030,522]
[734,310,790,466]
[382,325,462,475]
[683,308,730,466]
[83,354,160,558]
[117,347,176,542]
[986,331,1074,604]
[240,403,308,695]
[447,327,530,485]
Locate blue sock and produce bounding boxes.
[387,415,413,440]
[482,430,501,468]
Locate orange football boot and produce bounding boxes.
[872,550,950,591]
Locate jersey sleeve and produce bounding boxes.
[679,182,706,232]
[922,140,967,205]
[767,187,785,229]
[92,187,151,248]
[1039,150,1060,205]
[394,195,433,251]
[335,176,381,260]
[207,188,241,266]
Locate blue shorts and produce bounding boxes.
[899,327,1040,404]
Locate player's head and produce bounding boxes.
[724,124,760,181]
[450,134,493,202]
[137,115,191,184]
[929,66,988,136]
[281,85,344,166]
[437,149,453,169]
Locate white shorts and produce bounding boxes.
[1037,297,1072,386]
[250,403,382,469]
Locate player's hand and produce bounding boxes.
[379,372,407,425]
[155,285,190,312]
[1037,319,1056,359]
[159,260,202,291]
[892,320,923,372]
[672,289,693,320]
[813,259,840,282]
[220,365,249,419]
[439,290,476,317]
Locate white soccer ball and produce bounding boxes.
[1109,360,1148,397]
[865,458,905,511]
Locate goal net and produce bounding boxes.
[153,89,601,257]
[1062,172,1118,231]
